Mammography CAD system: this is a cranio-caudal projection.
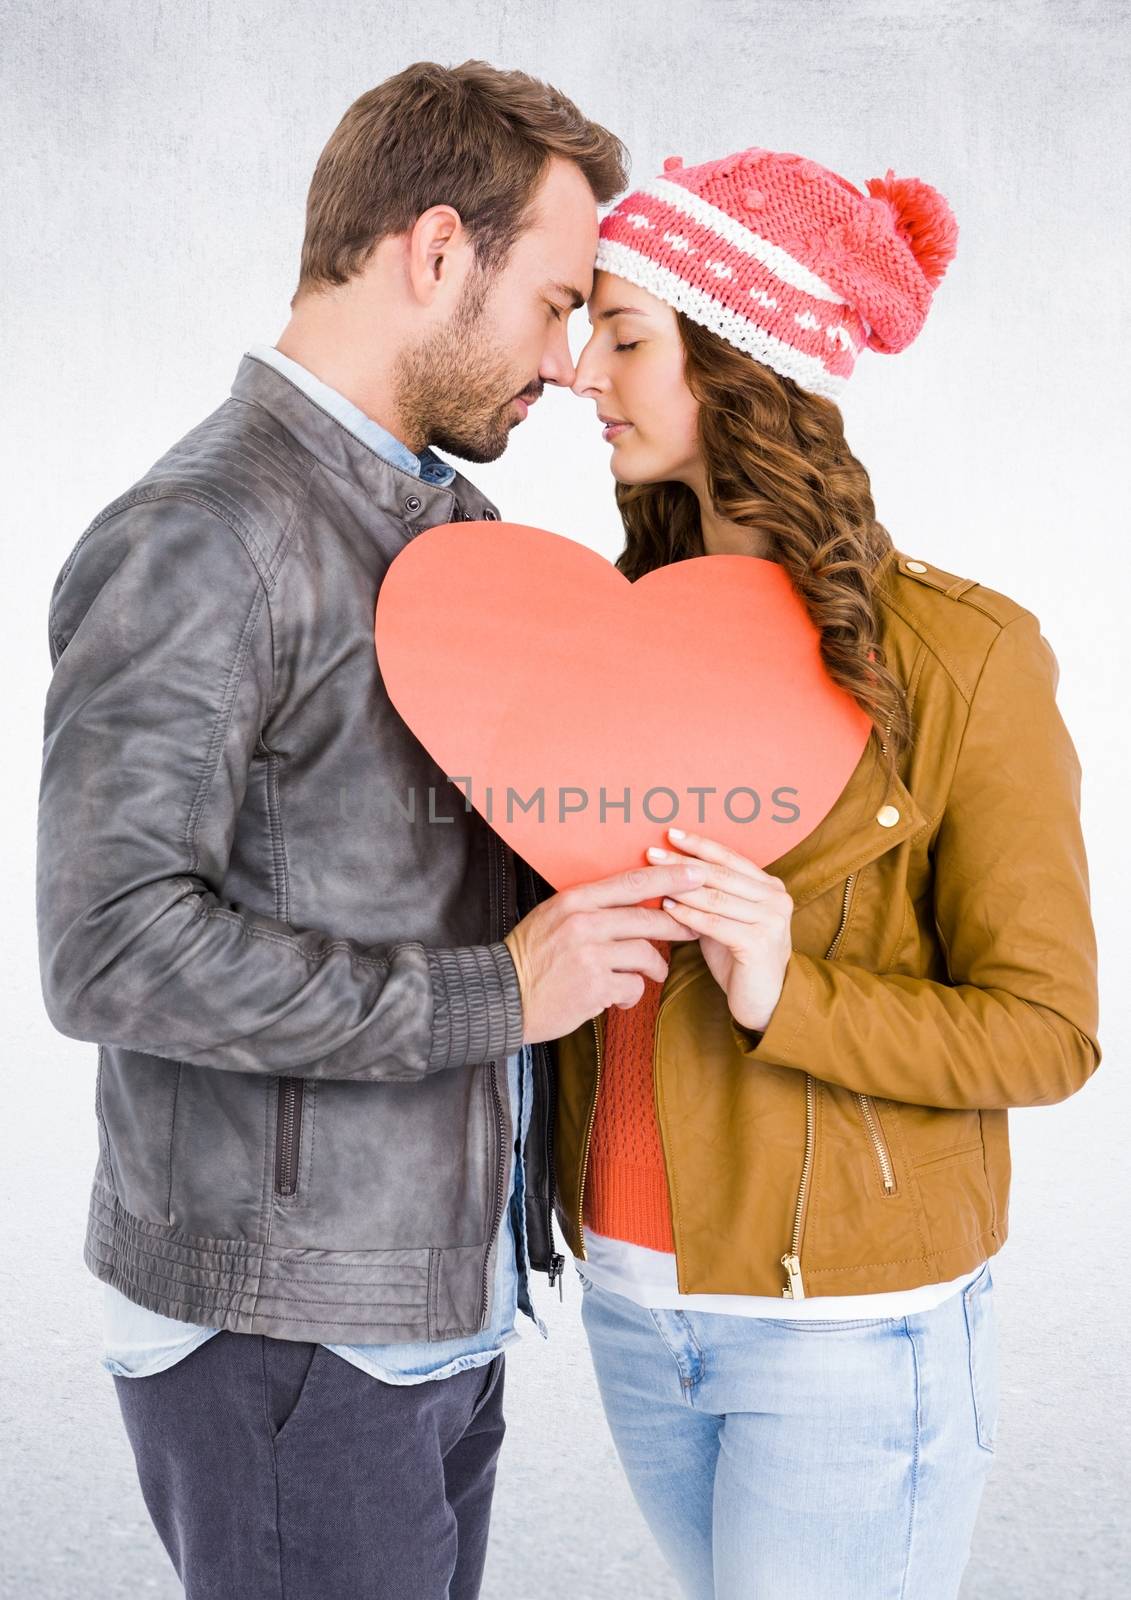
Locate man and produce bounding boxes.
[35,59,703,1600]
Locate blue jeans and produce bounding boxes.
[578,1259,999,1599]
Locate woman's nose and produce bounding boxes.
[571,340,603,399]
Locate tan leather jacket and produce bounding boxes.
[553,548,1102,1299]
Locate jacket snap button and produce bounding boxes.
[405,495,422,514]
[482,507,499,520]
[905,559,927,573]
[876,804,900,827]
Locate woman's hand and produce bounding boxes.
[646,826,794,1034]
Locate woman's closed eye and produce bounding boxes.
[614,341,640,353]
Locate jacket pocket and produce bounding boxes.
[274,1077,306,1198]
[98,1047,182,1225]
[802,1083,928,1280]
[899,1103,985,1172]
[268,1070,495,1252]
[167,1064,277,1235]
[962,1260,999,1452]
[856,1093,899,1196]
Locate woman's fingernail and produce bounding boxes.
[668,827,685,840]
[647,846,671,860]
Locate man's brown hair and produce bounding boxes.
[294,59,629,299]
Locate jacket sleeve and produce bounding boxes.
[731,609,1102,1110]
[36,495,525,1081]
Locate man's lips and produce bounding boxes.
[512,390,542,421]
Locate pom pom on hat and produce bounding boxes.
[865,169,958,288]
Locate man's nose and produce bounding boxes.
[542,314,584,389]
[541,345,577,389]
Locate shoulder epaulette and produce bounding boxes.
[894,553,979,600]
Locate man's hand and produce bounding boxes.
[503,862,706,1044]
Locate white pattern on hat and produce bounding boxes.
[638,176,847,304]
[592,237,848,399]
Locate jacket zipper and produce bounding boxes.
[543,1043,566,1298]
[521,861,565,1293]
[266,733,306,1200]
[274,1077,305,1196]
[479,1054,507,1322]
[858,1092,896,1194]
[781,710,897,1297]
[573,1014,603,1260]
[479,834,510,1323]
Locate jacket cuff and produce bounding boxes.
[426,941,526,1072]
[729,952,816,1065]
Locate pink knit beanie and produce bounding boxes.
[595,147,958,399]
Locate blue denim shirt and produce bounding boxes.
[102,345,543,1384]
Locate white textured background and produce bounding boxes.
[2,3,1129,1596]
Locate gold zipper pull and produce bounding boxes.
[781,1253,805,1299]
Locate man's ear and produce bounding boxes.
[406,204,471,308]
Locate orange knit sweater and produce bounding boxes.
[582,939,675,1252]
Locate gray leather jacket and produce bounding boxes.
[36,352,562,1342]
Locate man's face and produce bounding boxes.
[394,156,599,463]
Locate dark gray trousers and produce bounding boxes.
[112,1329,507,1600]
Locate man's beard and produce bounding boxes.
[393,267,537,465]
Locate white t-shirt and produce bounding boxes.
[579,1227,985,1318]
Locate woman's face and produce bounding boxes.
[571,272,702,488]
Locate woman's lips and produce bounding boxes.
[601,419,632,442]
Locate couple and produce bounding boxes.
[35,57,1101,1600]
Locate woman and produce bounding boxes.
[552,147,1101,1598]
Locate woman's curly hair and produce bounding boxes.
[612,312,913,790]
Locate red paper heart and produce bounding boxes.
[375,522,872,891]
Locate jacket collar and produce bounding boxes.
[229,352,502,535]
[766,743,929,910]
[244,342,457,488]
